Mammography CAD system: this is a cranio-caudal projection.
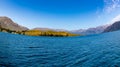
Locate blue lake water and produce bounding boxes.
[0,31,120,67]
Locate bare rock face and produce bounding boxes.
[0,16,29,31]
[104,21,120,32]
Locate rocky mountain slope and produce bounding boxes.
[0,16,28,31]
[104,21,120,32]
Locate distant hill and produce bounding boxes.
[33,28,54,31]
[33,28,68,32]
[70,25,110,35]
[0,16,29,31]
[104,21,120,32]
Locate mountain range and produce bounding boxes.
[70,25,110,35]
[0,16,120,35]
[70,14,120,34]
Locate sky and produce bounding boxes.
[0,0,120,30]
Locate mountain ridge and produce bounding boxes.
[70,24,110,35]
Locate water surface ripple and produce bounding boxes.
[0,31,120,67]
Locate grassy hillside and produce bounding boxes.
[24,30,79,37]
[0,28,79,37]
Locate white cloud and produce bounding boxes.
[104,0,120,13]
[111,14,120,23]
[106,14,120,24]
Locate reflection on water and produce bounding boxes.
[0,31,120,67]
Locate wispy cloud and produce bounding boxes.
[94,0,120,25]
[103,0,120,13]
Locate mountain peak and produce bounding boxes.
[0,16,9,18]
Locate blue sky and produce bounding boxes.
[0,0,120,30]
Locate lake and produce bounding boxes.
[0,31,120,67]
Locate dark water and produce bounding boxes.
[0,31,120,67]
